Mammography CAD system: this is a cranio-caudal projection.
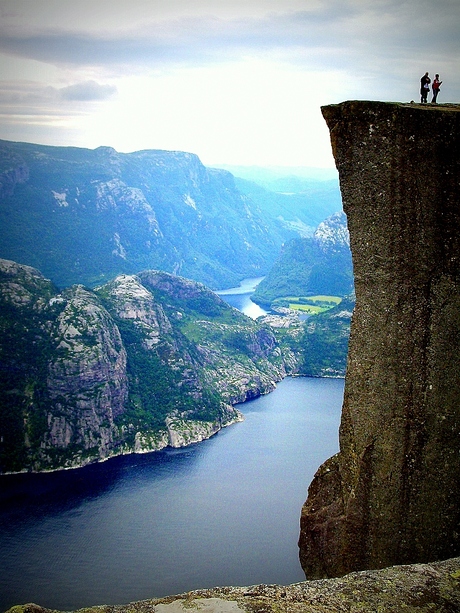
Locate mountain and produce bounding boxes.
[0,140,295,290]
[252,211,353,308]
[0,258,292,474]
[211,164,339,185]
[214,164,342,237]
[296,295,354,378]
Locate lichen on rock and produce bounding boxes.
[7,556,460,613]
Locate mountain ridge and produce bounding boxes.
[252,211,353,308]
[0,257,294,474]
[0,139,293,290]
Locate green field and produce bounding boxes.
[272,295,342,315]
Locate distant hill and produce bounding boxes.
[213,164,342,237]
[296,294,354,378]
[252,211,353,308]
[212,164,339,186]
[0,140,301,290]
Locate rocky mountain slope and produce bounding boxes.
[299,101,460,578]
[252,211,353,308]
[0,258,292,474]
[296,294,353,378]
[0,140,294,290]
[230,174,342,237]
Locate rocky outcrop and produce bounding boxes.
[45,285,129,455]
[0,259,288,473]
[0,151,29,199]
[299,102,460,578]
[8,556,460,613]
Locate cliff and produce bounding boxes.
[0,259,290,473]
[299,102,460,578]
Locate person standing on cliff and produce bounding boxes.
[420,72,430,103]
[432,74,442,103]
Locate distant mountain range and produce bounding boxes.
[216,164,342,237]
[252,211,353,307]
[0,141,351,473]
[0,139,341,290]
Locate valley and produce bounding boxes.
[0,139,351,474]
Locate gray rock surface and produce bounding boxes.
[299,101,460,578]
[8,556,460,613]
[0,260,287,473]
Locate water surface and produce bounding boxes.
[0,377,343,611]
[216,277,267,318]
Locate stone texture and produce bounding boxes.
[299,102,460,578]
[0,260,288,473]
[45,285,129,456]
[7,556,460,613]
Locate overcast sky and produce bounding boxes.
[0,0,458,168]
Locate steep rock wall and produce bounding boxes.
[299,101,460,578]
[0,259,288,473]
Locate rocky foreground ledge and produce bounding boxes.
[7,557,460,613]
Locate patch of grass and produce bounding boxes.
[289,303,324,314]
[307,295,342,304]
[273,295,342,314]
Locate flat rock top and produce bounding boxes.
[9,556,460,613]
[322,100,460,115]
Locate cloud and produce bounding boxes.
[0,0,459,165]
[0,80,61,115]
[0,4,404,72]
[0,78,117,136]
[0,0,458,78]
[59,80,117,101]
[0,0,458,85]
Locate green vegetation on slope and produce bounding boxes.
[0,140,299,290]
[272,295,342,314]
[0,261,289,473]
[268,295,353,379]
[251,212,353,309]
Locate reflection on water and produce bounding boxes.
[0,377,344,612]
[217,277,264,295]
[217,277,267,319]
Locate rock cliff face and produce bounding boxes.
[0,259,290,473]
[299,102,460,578]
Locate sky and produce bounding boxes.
[0,0,459,168]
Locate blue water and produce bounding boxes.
[0,377,343,612]
[216,277,267,318]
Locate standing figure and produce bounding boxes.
[420,72,430,103]
[432,74,442,103]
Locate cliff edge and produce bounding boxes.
[7,557,460,613]
[299,101,460,578]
